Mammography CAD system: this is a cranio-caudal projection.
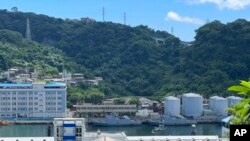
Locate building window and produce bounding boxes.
[76,126,82,137]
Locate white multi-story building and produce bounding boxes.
[0,82,67,118]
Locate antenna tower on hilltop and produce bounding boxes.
[123,12,127,25]
[102,7,105,22]
[171,26,174,35]
[25,18,32,42]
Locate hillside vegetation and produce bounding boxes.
[0,29,86,77]
[0,9,250,99]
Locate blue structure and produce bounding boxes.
[54,118,85,141]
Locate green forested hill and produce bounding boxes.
[0,29,86,77]
[0,9,249,99]
[176,20,250,97]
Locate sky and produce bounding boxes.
[1,0,250,41]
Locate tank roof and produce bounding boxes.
[227,96,242,100]
[212,96,227,100]
[183,93,202,97]
[165,96,179,100]
[210,96,220,99]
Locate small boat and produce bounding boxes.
[0,120,11,126]
[152,124,165,134]
[92,113,141,126]
[154,124,165,131]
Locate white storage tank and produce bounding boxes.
[227,96,242,107]
[182,93,203,118]
[164,96,180,116]
[209,96,220,111]
[213,97,228,116]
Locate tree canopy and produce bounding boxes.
[0,10,250,100]
[228,80,250,124]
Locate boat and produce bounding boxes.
[92,113,141,126]
[152,124,165,134]
[0,120,11,125]
[148,114,197,126]
[154,124,165,130]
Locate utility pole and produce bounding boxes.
[123,12,127,25]
[102,7,105,22]
[206,19,210,24]
[171,26,174,35]
[25,18,32,42]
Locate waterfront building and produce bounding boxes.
[74,103,137,117]
[0,82,67,118]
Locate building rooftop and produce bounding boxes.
[0,82,66,88]
[0,83,32,87]
[44,82,66,87]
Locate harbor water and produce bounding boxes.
[0,124,224,137]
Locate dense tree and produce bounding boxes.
[0,30,83,75]
[128,97,141,106]
[84,88,105,104]
[0,10,250,100]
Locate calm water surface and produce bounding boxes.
[0,124,223,137]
